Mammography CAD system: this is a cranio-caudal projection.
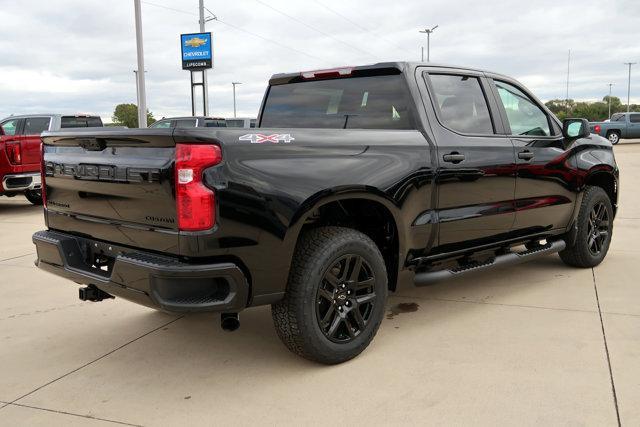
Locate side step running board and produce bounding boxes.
[413,240,566,287]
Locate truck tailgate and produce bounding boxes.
[42,129,179,254]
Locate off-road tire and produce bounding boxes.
[559,186,613,268]
[272,226,387,364]
[24,190,43,205]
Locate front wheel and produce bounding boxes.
[24,189,43,205]
[272,227,388,364]
[559,186,613,268]
[606,131,620,145]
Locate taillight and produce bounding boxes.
[175,143,222,231]
[594,125,601,134]
[6,141,21,164]
[40,142,47,207]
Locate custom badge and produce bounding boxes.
[239,134,295,144]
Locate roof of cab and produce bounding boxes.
[268,61,511,85]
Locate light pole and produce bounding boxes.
[419,25,438,62]
[133,71,140,111]
[232,82,242,118]
[624,62,636,112]
[566,49,571,114]
[133,0,147,128]
[608,83,614,119]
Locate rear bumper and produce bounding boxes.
[2,172,41,192]
[32,230,249,313]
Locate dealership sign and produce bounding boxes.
[180,32,212,70]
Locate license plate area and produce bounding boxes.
[81,240,119,278]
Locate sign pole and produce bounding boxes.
[199,0,209,116]
[180,32,213,117]
[190,71,195,116]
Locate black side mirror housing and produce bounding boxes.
[562,118,590,140]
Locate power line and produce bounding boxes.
[253,0,379,60]
[312,0,413,56]
[214,17,328,62]
[141,1,197,16]
[139,0,327,62]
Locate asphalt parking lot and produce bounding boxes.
[0,141,638,426]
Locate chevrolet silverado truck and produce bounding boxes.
[1,114,103,204]
[33,63,618,364]
[589,112,640,144]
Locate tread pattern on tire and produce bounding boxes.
[559,185,612,268]
[271,226,386,364]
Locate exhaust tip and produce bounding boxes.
[220,313,240,332]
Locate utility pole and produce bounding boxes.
[232,82,242,118]
[608,83,614,119]
[565,49,571,114]
[134,0,147,128]
[624,62,636,113]
[199,0,209,116]
[419,25,438,62]
[421,47,424,62]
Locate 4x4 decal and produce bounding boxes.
[239,133,295,144]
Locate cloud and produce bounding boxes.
[0,0,638,122]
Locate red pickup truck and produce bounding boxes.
[0,114,103,204]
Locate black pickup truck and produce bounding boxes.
[33,62,618,364]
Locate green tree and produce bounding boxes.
[546,95,640,122]
[603,95,622,111]
[112,103,156,128]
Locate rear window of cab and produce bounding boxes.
[260,75,416,130]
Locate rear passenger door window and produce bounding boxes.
[23,117,51,135]
[494,81,551,136]
[428,74,494,135]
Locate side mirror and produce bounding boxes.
[562,118,590,140]
[0,126,4,136]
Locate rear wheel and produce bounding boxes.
[272,227,387,364]
[606,131,620,145]
[24,190,43,205]
[559,186,613,268]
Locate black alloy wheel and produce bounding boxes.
[559,186,613,268]
[315,254,377,343]
[587,201,610,256]
[271,226,387,364]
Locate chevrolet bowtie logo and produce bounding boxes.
[185,37,207,48]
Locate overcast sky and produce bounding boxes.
[0,0,638,122]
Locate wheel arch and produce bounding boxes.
[584,168,618,216]
[285,187,406,292]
